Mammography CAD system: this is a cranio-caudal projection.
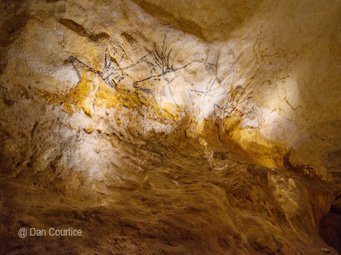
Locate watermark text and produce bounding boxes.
[18,227,82,238]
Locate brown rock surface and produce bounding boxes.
[0,0,340,254]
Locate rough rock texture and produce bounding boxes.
[0,0,340,254]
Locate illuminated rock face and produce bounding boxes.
[0,0,340,254]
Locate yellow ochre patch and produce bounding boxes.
[36,70,182,122]
[221,116,287,169]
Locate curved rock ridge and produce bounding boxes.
[0,0,340,254]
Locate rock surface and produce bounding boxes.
[0,0,340,254]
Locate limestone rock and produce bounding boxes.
[0,0,340,254]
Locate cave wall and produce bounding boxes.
[0,0,340,254]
